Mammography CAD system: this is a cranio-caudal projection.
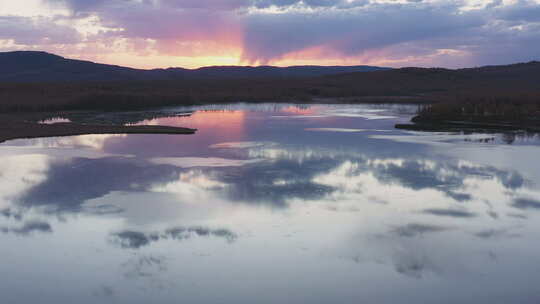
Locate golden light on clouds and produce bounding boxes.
[1,0,539,68]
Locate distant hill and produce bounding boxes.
[0,51,390,83]
[1,53,539,112]
[321,61,540,95]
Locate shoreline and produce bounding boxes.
[2,99,539,143]
[0,121,196,143]
[0,95,430,113]
[395,116,540,133]
[0,100,422,143]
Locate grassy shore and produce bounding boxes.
[0,115,196,143]
[396,99,540,132]
[1,61,540,138]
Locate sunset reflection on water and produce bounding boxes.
[1,103,540,304]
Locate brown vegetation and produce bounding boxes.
[395,97,540,132]
[1,61,540,113]
[1,60,540,135]
[0,118,196,143]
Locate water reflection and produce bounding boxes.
[110,226,237,249]
[1,220,52,235]
[10,147,534,216]
[1,103,540,304]
[19,157,181,212]
[512,198,540,210]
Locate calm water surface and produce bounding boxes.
[1,103,540,304]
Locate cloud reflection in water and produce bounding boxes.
[111,226,238,249]
[1,104,540,303]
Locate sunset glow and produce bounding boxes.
[140,110,248,141]
[1,0,539,68]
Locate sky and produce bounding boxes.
[0,0,539,69]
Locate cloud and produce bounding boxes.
[512,198,540,210]
[422,208,476,218]
[394,255,433,279]
[20,156,182,212]
[507,213,527,219]
[445,192,472,202]
[110,226,238,249]
[112,231,158,249]
[473,228,518,239]
[251,0,369,9]
[121,255,168,282]
[47,0,368,12]
[45,0,107,13]
[1,220,52,235]
[161,0,251,10]
[83,204,125,215]
[0,16,81,45]
[359,157,523,201]
[390,223,449,238]
[98,3,239,42]
[496,1,540,22]
[241,2,485,63]
[5,0,540,67]
[166,226,237,241]
[1,208,23,221]
[92,285,115,298]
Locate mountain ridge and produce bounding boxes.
[0,51,390,83]
[1,51,539,113]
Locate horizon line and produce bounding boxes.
[2,50,539,71]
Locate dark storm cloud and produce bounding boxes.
[110,226,238,249]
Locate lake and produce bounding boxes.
[1,103,540,304]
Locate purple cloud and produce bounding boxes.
[241,3,485,63]
[2,0,540,67]
[0,16,81,45]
